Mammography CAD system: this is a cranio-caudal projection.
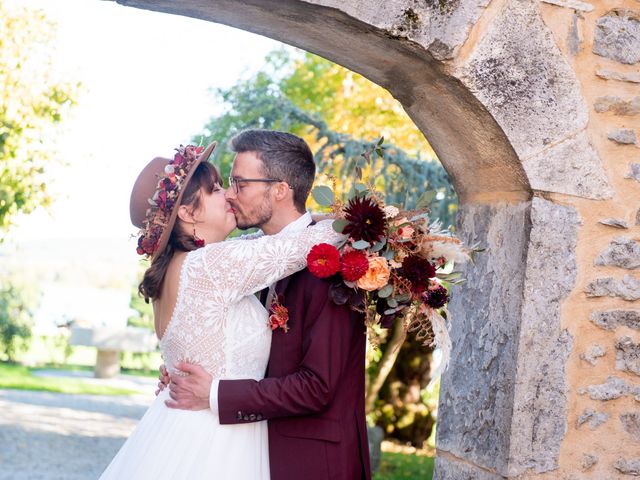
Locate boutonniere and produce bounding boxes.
[268,293,289,333]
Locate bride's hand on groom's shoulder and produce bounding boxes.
[164,362,213,411]
[155,364,170,396]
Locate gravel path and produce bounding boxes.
[0,374,157,480]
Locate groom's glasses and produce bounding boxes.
[228,176,282,194]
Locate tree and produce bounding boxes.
[0,284,34,362]
[0,1,79,233]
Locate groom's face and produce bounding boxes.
[226,151,274,230]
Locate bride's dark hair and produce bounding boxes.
[138,161,221,302]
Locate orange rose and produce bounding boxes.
[356,256,391,291]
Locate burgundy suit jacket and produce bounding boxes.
[218,268,371,480]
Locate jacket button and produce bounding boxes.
[256,414,263,421]
[249,414,256,421]
[243,415,249,421]
[236,411,243,420]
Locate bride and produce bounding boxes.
[99,142,341,479]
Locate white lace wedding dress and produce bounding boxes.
[99,220,340,480]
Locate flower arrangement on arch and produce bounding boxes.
[306,139,473,373]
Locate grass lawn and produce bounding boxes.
[374,452,434,480]
[0,362,138,396]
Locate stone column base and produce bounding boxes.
[94,350,120,379]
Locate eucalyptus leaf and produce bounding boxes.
[332,219,349,233]
[370,239,385,252]
[378,284,393,298]
[352,240,370,250]
[387,298,398,308]
[311,185,334,206]
[395,293,412,303]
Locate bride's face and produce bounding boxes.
[192,184,237,243]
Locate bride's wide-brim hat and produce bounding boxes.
[129,141,217,260]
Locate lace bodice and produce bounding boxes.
[160,220,342,380]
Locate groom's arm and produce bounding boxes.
[216,282,360,423]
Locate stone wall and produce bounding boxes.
[114,0,640,477]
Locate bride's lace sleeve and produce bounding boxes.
[194,220,342,304]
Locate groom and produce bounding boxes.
[160,129,371,480]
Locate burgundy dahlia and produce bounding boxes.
[343,196,387,243]
[424,284,449,309]
[340,250,369,282]
[401,255,436,294]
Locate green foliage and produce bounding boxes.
[194,50,457,226]
[369,337,436,448]
[0,284,35,361]
[0,1,80,233]
[373,452,434,480]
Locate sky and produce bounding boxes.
[4,0,286,244]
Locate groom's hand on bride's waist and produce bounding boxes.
[164,362,213,411]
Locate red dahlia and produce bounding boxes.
[307,243,341,278]
[343,196,387,243]
[340,250,369,282]
[401,255,436,294]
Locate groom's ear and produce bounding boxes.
[272,182,293,202]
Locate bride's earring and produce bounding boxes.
[193,224,205,248]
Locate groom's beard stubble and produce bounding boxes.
[231,193,273,231]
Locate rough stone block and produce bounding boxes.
[615,457,640,475]
[566,11,582,55]
[582,454,598,471]
[585,275,640,301]
[594,96,640,116]
[591,310,640,331]
[626,164,640,182]
[616,336,640,376]
[578,376,628,400]
[595,237,640,269]
[576,408,609,429]
[580,344,606,365]
[608,129,637,145]
[621,412,640,442]
[460,0,588,160]
[507,198,578,476]
[438,201,532,475]
[578,376,640,401]
[522,132,613,199]
[541,0,593,11]
[593,9,640,65]
[597,69,640,83]
[599,218,629,228]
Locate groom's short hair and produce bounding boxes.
[229,129,315,213]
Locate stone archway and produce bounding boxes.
[115,1,640,478]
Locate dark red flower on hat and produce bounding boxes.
[424,284,449,309]
[343,196,387,244]
[307,243,340,278]
[400,255,436,294]
[340,250,369,282]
